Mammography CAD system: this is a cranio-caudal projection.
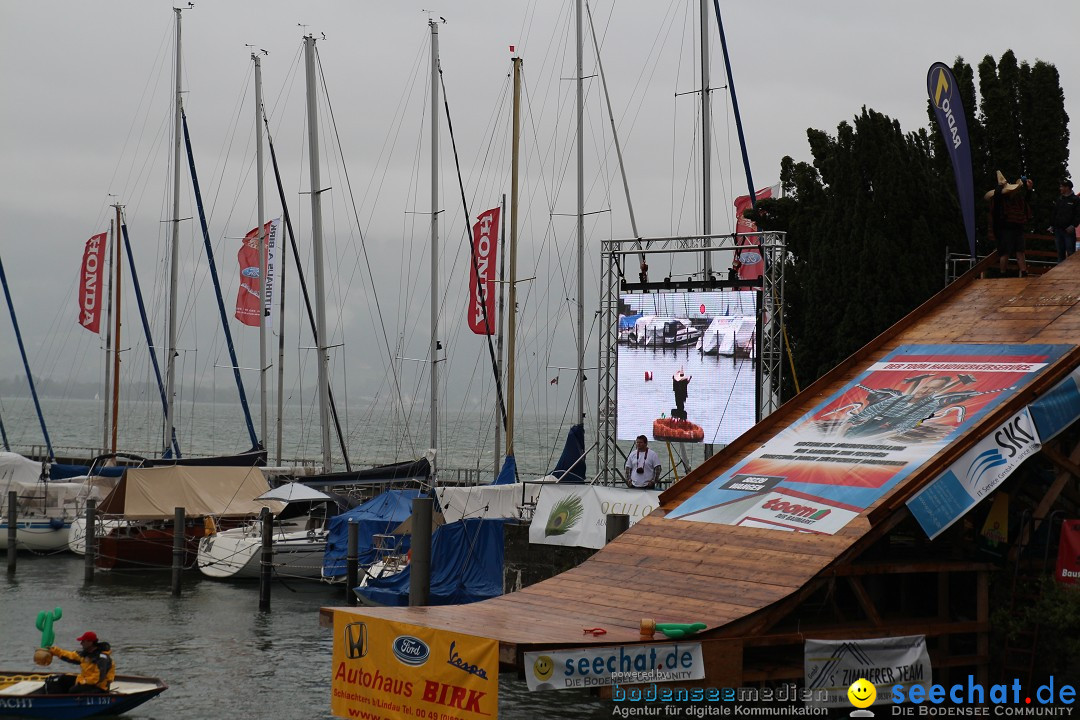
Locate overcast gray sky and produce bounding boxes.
[1,0,1077,456]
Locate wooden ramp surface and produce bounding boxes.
[322,257,1080,653]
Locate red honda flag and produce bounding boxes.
[235,219,279,327]
[77,233,108,333]
[733,184,778,282]
[468,207,500,335]
[1056,519,1080,585]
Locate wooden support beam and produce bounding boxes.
[743,620,987,647]
[847,577,883,626]
[977,570,989,686]
[827,561,994,576]
[1014,437,1080,559]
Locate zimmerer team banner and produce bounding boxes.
[77,232,108,333]
[332,611,498,720]
[927,62,976,258]
[668,344,1070,534]
[467,207,500,335]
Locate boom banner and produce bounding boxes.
[77,232,108,333]
[467,207,500,335]
[234,218,279,328]
[927,62,976,258]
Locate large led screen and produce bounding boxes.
[617,291,758,446]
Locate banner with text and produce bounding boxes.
[668,344,1069,533]
[524,642,704,691]
[907,407,1041,540]
[235,217,279,327]
[805,635,931,708]
[467,207,500,335]
[331,612,497,720]
[529,484,659,549]
[77,232,108,333]
[1057,520,1080,585]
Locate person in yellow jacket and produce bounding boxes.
[45,631,115,694]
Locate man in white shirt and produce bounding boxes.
[624,435,661,489]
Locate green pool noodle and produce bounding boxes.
[655,622,706,639]
[35,607,62,648]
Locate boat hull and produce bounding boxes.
[0,672,166,719]
[95,520,210,570]
[0,520,71,553]
[197,525,327,579]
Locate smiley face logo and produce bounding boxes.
[847,678,876,708]
[532,655,554,682]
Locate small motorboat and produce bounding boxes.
[0,671,167,719]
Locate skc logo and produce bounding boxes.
[994,415,1035,459]
[393,636,431,666]
[344,622,368,659]
[963,448,1007,492]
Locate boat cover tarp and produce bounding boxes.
[551,424,586,483]
[436,483,544,523]
[97,466,281,520]
[50,463,125,480]
[355,517,505,606]
[303,457,431,491]
[322,489,423,578]
[619,313,642,330]
[492,454,516,485]
[0,452,42,487]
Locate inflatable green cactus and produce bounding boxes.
[655,622,705,639]
[36,607,62,648]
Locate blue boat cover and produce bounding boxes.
[619,313,642,329]
[355,518,505,606]
[322,489,423,578]
[492,454,517,485]
[50,464,125,480]
[551,423,586,483]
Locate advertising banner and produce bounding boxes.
[528,484,659,549]
[669,344,1069,534]
[235,218,279,327]
[1056,519,1080,585]
[331,612,498,720]
[1028,366,1080,443]
[467,207,500,335]
[77,233,108,333]
[805,635,930,708]
[927,62,976,258]
[524,642,704,691]
[908,408,1040,540]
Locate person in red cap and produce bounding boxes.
[43,631,115,694]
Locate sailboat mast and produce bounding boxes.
[575,0,586,427]
[111,203,123,453]
[429,20,440,472]
[254,53,268,452]
[102,219,114,453]
[506,55,522,458]
[165,6,183,455]
[700,0,712,276]
[304,35,332,473]
[494,193,506,480]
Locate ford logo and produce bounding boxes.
[241,267,261,278]
[739,252,762,264]
[392,636,430,666]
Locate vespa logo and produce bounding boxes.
[392,636,430,666]
[344,622,368,659]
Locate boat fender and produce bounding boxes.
[48,517,65,530]
[644,371,653,381]
[655,622,706,639]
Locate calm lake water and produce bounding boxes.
[1,554,612,719]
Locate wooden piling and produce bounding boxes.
[259,506,272,612]
[409,497,433,607]
[346,519,359,607]
[6,490,16,574]
[83,499,96,583]
[171,507,184,597]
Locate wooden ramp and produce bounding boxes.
[321,254,1080,668]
